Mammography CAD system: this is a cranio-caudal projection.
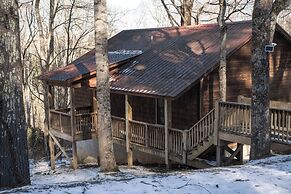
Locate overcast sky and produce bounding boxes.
[108,0,144,10]
[107,0,162,33]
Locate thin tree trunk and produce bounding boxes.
[181,0,194,26]
[0,0,30,188]
[94,0,118,172]
[218,0,227,101]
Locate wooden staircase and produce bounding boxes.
[184,109,216,167]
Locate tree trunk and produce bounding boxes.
[94,0,118,172]
[0,0,30,188]
[250,0,291,160]
[218,0,227,101]
[250,3,272,159]
[181,0,194,26]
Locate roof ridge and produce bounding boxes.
[118,20,252,33]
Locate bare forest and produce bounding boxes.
[1,0,291,190]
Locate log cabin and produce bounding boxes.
[39,20,291,169]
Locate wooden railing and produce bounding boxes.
[169,128,184,157]
[218,101,251,136]
[270,108,291,144]
[112,116,126,140]
[129,120,165,150]
[217,101,291,145]
[50,110,71,134]
[75,112,97,134]
[147,123,165,150]
[186,109,215,150]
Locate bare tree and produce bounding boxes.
[160,0,195,25]
[216,0,252,101]
[250,0,291,160]
[0,0,30,188]
[94,0,118,172]
[218,0,227,101]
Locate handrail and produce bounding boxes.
[111,115,125,121]
[75,112,97,117]
[219,101,250,107]
[186,108,215,151]
[129,119,164,128]
[185,109,215,133]
[50,109,71,117]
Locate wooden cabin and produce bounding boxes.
[39,21,291,169]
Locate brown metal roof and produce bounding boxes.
[94,21,252,98]
[41,21,256,98]
[39,50,142,85]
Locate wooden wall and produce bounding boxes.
[75,87,93,108]
[111,93,125,118]
[110,89,200,130]
[172,84,200,129]
[110,94,156,123]
[200,32,291,117]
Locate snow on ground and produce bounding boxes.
[2,155,291,194]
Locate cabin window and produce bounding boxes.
[156,98,165,125]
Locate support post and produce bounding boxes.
[164,99,172,170]
[49,136,55,170]
[125,95,133,166]
[70,87,78,169]
[214,100,219,145]
[237,143,244,164]
[48,85,55,169]
[182,131,187,164]
[216,140,224,167]
[93,90,98,134]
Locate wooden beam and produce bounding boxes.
[125,95,133,166]
[50,129,73,142]
[55,151,62,160]
[48,131,70,159]
[164,99,172,170]
[224,144,244,166]
[216,139,226,167]
[219,132,251,145]
[48,85,55,169]
[49,136,55,170]
[93,90,98,135]
[199,78,204,118]
[213,101,219,145]
[70,87,78,169]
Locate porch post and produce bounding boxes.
[125,95,133,166]
[164,99,172,170]
[214,100,223,166]
[93,90,98,134]
[48,85,55,169]
[70,87,78,169]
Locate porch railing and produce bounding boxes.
[219,101,251,136]
[50,110,71,134]
[112,116,126,140]
[49,107,96,136]
[217,101,291,145]
[75,112,97,134]
[270,108,291,144]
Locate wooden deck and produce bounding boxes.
[47,100,291,169]
[217,101,291,146]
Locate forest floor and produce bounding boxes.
[2,154,291,194]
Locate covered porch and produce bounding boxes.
[47,82,209,169]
